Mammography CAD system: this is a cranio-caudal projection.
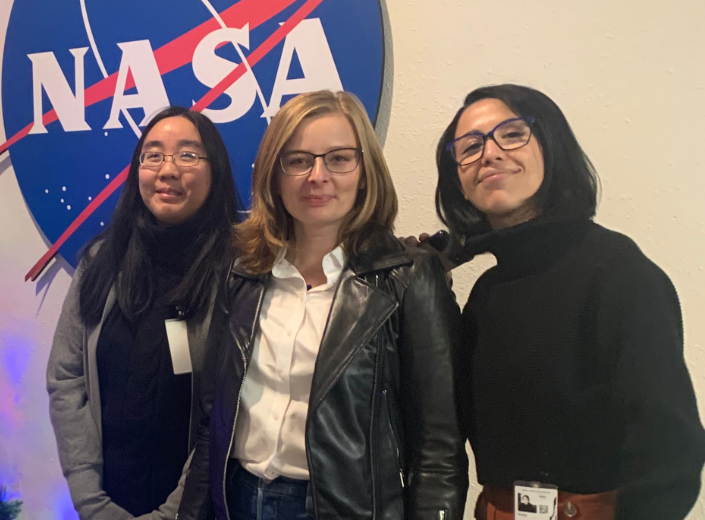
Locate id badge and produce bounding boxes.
[165,319,192,375]
[514,481,558,520]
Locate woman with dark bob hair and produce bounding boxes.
[177,90,469,520]
[431,84,705,520]
[47,106,243,519]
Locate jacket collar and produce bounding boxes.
[230,260,269,281]
[230,228,412,280]
[226,229,408,416]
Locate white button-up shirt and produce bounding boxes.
[233,246,347,481]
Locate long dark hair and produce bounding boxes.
[435,84,599,239]
[78,106,243,327]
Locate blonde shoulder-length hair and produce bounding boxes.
[234,90,398,274]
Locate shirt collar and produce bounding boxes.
[322,246,346,286]
[272,245,347,287]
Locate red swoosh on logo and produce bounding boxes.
[23,0,325,281]
[2,0,297,155]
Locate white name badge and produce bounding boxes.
[514,481,558,520]
[165,319,192,375]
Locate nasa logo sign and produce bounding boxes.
[1,0,386,277]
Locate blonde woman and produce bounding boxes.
[178,90,468,520]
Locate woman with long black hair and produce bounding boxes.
[47,106,243,519]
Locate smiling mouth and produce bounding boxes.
[156,187,183,196]
[303,195,334,205]
[478,171,514,184]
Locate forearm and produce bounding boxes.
[63,465,133,520]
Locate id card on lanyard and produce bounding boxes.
[514,481,558,520]
[165,306,192,375]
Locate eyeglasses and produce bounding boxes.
[139,151,209,168]
[279,148,362,176]
[446,116,535,166]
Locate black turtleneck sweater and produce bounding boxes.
[460,218,705,520]
[97,220,201,516]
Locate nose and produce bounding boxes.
[158,156,180,179]
[307,156,330,183]
[480,136,504,165]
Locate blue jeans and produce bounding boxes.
[225,461,314,520]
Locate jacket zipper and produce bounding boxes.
[176,314,195,520]
[382,389,405,489]
[222,281,267,520]
[176,305,195,451]
[369,331,381,520]
[368,273,384,520]
[222,344,248,520]
[188,370,195,448]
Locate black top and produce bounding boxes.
[97,220,200,515]
[460,218,705,520]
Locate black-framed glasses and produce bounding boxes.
[279,148,362,176]
[446,116,535,166]
[139,151,209,168]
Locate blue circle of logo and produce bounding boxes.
[2,0,385,272]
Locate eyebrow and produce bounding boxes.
[142,139,204,150]
[283,145,358,154]
[458,117,527,139]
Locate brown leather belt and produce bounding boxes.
[477,486,618,520]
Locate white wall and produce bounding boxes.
[0,0,82,516]
[1,0,704,518]
[384,1,705,517]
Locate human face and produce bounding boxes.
[138,116,212,226]
[455,98,544,229]
[278,113,363,238]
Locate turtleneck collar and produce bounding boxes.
[141,215,205,276]
[460,217,592,278]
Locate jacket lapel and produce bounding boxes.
[228,273,269,360]
[308,273,398,413]
[185,284,218,377]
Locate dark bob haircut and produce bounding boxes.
[79,106,243,327]
[435,84,599,240]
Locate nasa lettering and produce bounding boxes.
[2,0,385,273]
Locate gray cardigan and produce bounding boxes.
[46,258,216,520]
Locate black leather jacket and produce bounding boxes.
[178,230,468,520]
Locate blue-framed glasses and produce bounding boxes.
[446,116,536,166]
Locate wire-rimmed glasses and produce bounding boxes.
[279,148,362,176]
[139,151,209,168]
